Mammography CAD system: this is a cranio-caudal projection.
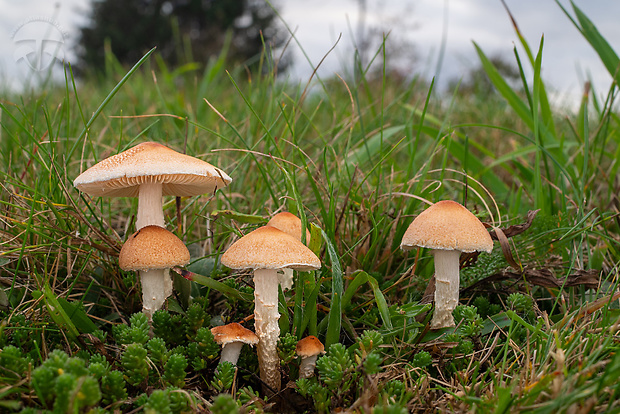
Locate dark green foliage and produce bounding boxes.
[357,330,383,357]
[454,305,484,337]
[411,351,432,369]
[211,361,236,393]
[372,403,409,414]
[185,302,207,335]
[152,310,186,347]
[210,393,240,414]
[100,370,128,406]
[277,332,298,366]
[121,343,149,386]
[128,312,150,345]
[143,389,171,414]
[147,337,168,368]
[76,0,287,74]
[0,345,29,379]
[363,352,383,375]
[163,353,188,388]
[30,350,101,412]
[316,343,355,392]
[188,327,220,369]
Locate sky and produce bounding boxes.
[0,0,618,108]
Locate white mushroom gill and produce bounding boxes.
[139,268,168,320]
[220,341,245,365]
[430,249,462,329]
[299,354,320,379]
[253,268,281,392]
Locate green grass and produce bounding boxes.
[2,1,620,412]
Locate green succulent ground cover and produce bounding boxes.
[2,2,620,413]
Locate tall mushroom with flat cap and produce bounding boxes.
[119,225,190,318]
[74,141,232,230]
[401,200,493,329]
[266,211,312,291]
[74,142,231,305]
[211,322,259,366]
[221,225,321,393]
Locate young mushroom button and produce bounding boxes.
[296,335,325,379]
[211,323,259,366]
[266,211,312,291]
[401,200,493,329]
[221,225,321,394]
[119,225,190,319]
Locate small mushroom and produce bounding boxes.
[266,211,312,290]
[221,225,321,393]
[401,200,493,329]
[211,323,259,366]
[296,336,325,379]
[119,225,190,319]
[74,142,231,304]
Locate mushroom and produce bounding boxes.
[266,211,312,291]
[220,225,321,393]
[296,335,325,379]
[211,322,259,366]
[119,225,190,319]
[74,142,231,304]
[400,200,493,329]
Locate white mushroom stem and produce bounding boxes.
[136,183,173,306]
[139,268,168,320]
[430,249,461,329]
[136,182,165,229]
[278,269,294,291]
[253,268,281,393]
[299,355,319,379]
[220,342,244,365]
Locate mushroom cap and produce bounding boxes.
[296,335,325,357]
[401,200,493,253]
[73,141,232,198]
[119,225,190,271]
[211,322,259,346]
[221,225,321,271]
[267,212,311,242]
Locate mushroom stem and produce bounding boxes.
[136,182,165,230]
[136,183,173,305]
[139,268,168,320]
[431,249,461,329]
[253,268,281,393]
[220,342,244,365]
[299,355,319,379]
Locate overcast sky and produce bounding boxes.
[0,0,618,108]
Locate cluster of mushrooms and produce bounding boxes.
[73,142,494,395]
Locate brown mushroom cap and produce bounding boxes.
[211,323,259,346]
[401,200,493,253]
[296,335,325,357]
[119,225,190,271]
[73,142,231,197]
[267,212,311,242]
[221,225,321,271]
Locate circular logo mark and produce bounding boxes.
[12,17,67,72]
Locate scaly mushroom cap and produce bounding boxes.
[73,141,232,197]
[401,200,493,253]
[211,323,259,346]
[119,225,190,271]
[296,335,325,358]
[221,225,321,271]
[267,211,311,242]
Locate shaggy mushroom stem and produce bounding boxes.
[136,182,165,230]
[220,342,244,365]
[253,268,281,393]
[139,268,168,320]
[431,249,461,329]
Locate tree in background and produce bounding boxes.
[76,0,288,74]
